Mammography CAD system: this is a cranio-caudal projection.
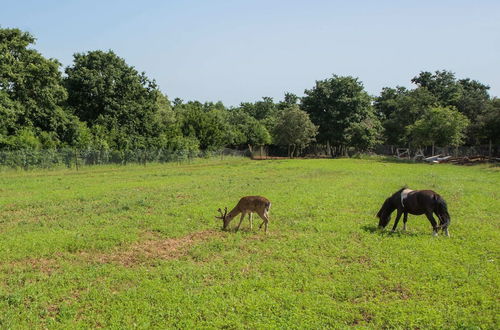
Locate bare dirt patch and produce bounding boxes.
[350,308,374,326]
[8,257,61,275]
[6,230,223,272]
[87,229,222,267]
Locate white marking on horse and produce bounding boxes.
[401,188,413,208]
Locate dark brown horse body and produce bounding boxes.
[377,188,450,236]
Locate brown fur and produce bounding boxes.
[216,196,271,233]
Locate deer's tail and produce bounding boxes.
[266,202,271,213]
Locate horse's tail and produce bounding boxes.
[435,195,450,229]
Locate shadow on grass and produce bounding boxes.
[225,226,267,235]
[361,224,429,237]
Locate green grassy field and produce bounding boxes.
[0,158,498,328]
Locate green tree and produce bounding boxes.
[228,109,271,153]
[301,75,375,156]
[64,50,165,150]
[408,106,469,154]
[239,97,277,121]
[411,70,490,144]
[345,112,383,152]
[272,105,318,158]
[174,101,230,151]
[411,70,461,105]
[478,98,500,146]
[375,86,438,146]
[0,28,78,149]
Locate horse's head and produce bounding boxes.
[377,197,394,228]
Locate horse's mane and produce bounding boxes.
[391,186,408,198]
[378,186,409,219]
[377,197,392,218]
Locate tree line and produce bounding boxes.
[1,28,499,159]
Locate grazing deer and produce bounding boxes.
[216,196,271,233]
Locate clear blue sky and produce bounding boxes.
[2,0,499,106]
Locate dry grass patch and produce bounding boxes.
[8,257,61,275]
[87,229,222,267]
[6,230,223,273]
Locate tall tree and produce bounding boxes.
[408,106,469,154]
[0,28,78,149]
[227,109,271,152]
[411,70,461,105]
[174,101,231,151]
[478,98,500,146]
[272,105,317,158]
[64,50,164,149]
[345,112,383,152]
[301,75,376,155]
[374,86,438,146]
[239,97,277,121]
[411,70,490,144]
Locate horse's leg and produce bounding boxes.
[402,212,408,231]
[435,212,450,237]
[235,213,246,232]
[391,210,402,232]
[425,212,439,236]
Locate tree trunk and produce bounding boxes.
[432,142,435,156]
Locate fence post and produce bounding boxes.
[74,149,79,171]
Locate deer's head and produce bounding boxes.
[215,207,230,230]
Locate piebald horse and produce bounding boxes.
[376,188,451,236]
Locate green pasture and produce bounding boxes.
[0,158,498,328]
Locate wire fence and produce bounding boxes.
[1,144,496,169]
[0,148,251,170]
[373,144,499,158]
[248,144,499,159]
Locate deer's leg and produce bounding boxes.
[257,211,269,234]
[235,213,246,232]
[391,210,402,232]
[402,212,408,231]
[248,213,253,230]
[425,212,439,236]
